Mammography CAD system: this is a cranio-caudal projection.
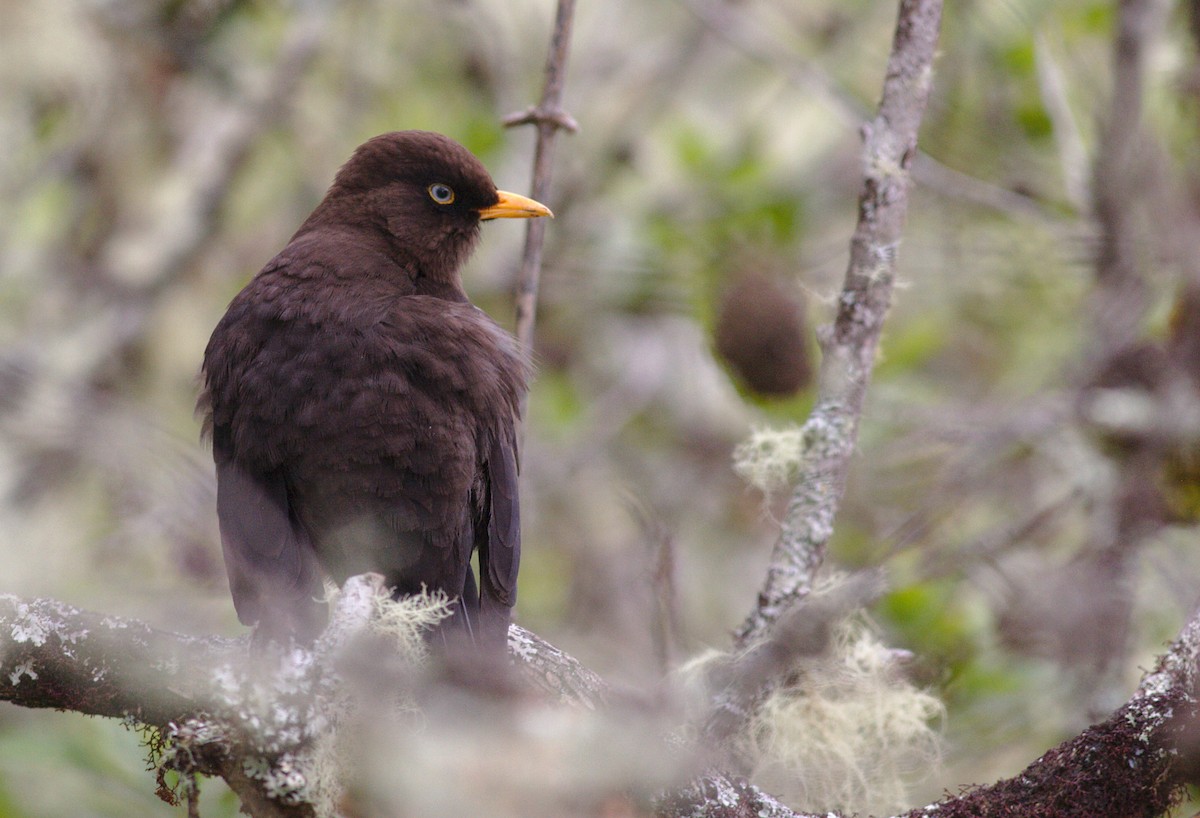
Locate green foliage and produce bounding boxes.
[877,313,948,378]
[641,123,810,325]
[881,581,977,669]
[528,370,587,438]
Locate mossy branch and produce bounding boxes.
[4,577,1199,817]
[734,0,943,648]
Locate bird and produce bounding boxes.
[199,130,551,652]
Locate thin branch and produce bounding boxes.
[734,0,943,648]
[505,0,579,357]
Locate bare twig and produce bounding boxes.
[505,0,579,356]
[734,0,943,648]
[649,524,681,673]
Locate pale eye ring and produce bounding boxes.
[428,183,455,204]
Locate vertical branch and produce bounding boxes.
[504,0,580,357]
[1088,0,1167,359]
[734,0,943,648]
[1075,0,1171,720]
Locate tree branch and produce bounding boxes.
[3,575,1199,817]
[504,0,579,357]
[0,593,249,723]
[894,603,1200,818]
[701,571,887,754]
[1071,0,1173,721]
[734,0,943,647]
[0,578,614,815]
[78,0,335,368]
[1088,0,1168,361]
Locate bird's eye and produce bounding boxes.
[428,183,455,205]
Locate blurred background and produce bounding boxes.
[3,0,1200,814]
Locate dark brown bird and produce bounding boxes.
[200,131,551,650]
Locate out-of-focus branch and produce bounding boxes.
[0,0,335,528]
[1088,0,1167,360]
[0,577,610,817]
[4,575,1200,817]
[661,599,1200,817]
[0,593,241,724]
[1072,0,1171,721]
[1034,32,1090,212]
[504,0,579,357]
[702,571,886,751]
[94,0,334,361]
[734,0,943,648]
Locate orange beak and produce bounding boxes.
[477,190,554,221]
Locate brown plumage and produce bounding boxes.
[200,131,551,650]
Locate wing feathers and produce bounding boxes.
[476,429,520,649]
[215,452,325,638]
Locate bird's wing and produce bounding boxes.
[213,433,325,639]
[477,427,521,646]
[201,273,326,639]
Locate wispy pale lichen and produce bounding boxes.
[7,660,37,685]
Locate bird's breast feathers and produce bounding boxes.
[205,283,526,477]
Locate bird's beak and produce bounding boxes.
[477,190,554,221]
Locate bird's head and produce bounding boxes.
[303,130,552,291]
